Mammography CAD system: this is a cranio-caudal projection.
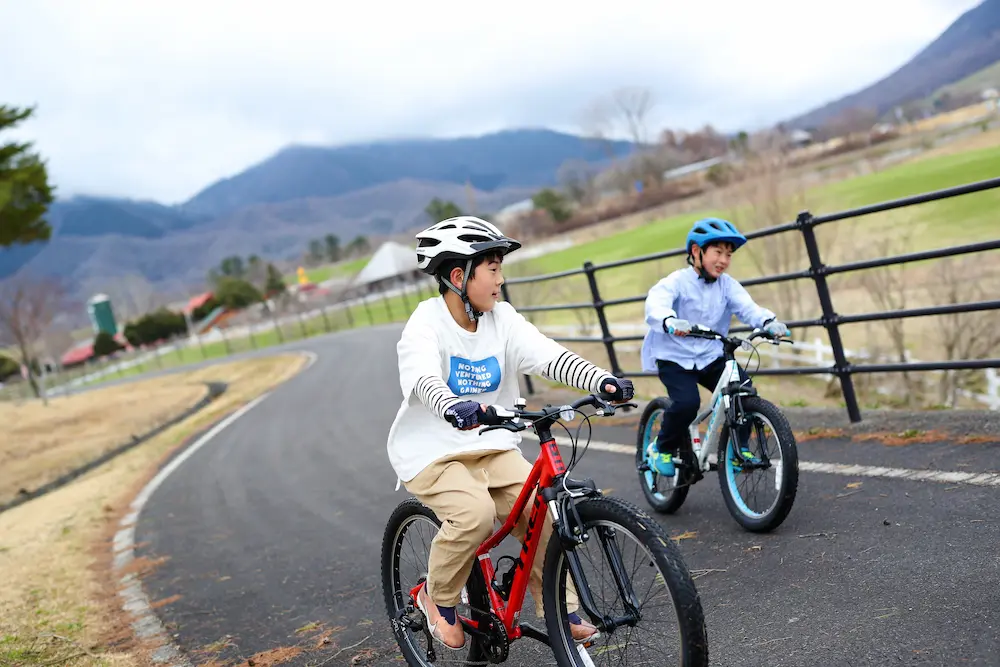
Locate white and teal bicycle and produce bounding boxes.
[636,324,800,533]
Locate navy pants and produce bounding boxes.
[654,356,751,453]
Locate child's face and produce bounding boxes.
[695,242,734,279]
[465,256,505,313]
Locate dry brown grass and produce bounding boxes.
[0,353,308,667]
[1,378,208,507]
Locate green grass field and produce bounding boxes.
[284,256,370,285]
[514,142,1000,282]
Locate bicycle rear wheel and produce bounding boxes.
[636,398,691,514]
[381,497,491,666]
[541,496,709,667]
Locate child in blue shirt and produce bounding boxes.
[640,218,789,476]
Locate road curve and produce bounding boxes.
[133,324,1000,666]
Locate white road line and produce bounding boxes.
[112,349,319,667]
[519,434,1000,488]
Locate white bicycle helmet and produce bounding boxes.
[415,216,521,321]
[416,216,521,274]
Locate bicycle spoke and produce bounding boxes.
[561,518,687,666]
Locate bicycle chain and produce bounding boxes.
[398,600,508,665]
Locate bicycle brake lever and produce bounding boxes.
[478,423,524,436]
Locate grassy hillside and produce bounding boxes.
[518,141,1000,278]
[929,58,1000,102]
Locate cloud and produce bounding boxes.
[0,0,983,203]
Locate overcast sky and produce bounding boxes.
[0,0,983,205]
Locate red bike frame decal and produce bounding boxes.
[470,437,566,639]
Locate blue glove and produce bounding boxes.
[444,400,484,430]
[599,376,634,403]
[663,317,692,336]
[763,319,789,338]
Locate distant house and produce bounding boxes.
[661,156,726,182]
[493,198,535,226]
[786,129,813,148]
[185,291,214,314]
[350,241,423,295]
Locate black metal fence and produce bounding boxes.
[501,176,1000,423]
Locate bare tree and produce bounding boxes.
[611,86,654,146]
[580,86,655,156]
[0,273,66,401]
[557,159,599,207]
[724,140,814,338]
[857,236,924,406]
[927,259,1000,407]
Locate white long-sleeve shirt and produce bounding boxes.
[640,268,775,372]
[387,296,613,483]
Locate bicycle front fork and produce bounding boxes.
[546,495,642,632]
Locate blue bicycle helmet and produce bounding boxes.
[685,218,747,254]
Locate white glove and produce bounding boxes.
[664,317,692,336]
[763,319,789,338]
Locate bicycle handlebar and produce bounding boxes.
[477,393,638,435]
[682,324,793,350]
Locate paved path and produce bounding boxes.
[132,324,1000,666]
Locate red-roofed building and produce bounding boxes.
[59,333,133,368]
[185,291,214,314]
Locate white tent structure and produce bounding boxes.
[351,240,422,293]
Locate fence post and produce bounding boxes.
[583,261,622,378]
[796,211,862,423]
[501,282,535,396]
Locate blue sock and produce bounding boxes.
[437,604,457,625]
[567,612,582,624]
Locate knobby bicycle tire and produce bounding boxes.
[717,396,799,533]
[381,497,492,666]
[636,397,692,514]
[541,496,709,667]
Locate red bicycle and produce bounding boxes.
[381,392,709,666]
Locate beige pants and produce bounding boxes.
[404,448,578,618]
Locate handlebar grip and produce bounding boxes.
[479,405,518,426]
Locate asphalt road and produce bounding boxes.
[133,324,1000,667]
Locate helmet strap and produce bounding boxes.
[690,248,717,284]
[438,259,482,322]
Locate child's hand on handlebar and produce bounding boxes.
[600,377,635,403]
[763,319,790,338]
[664,317,692,336]
[444,401,490,430]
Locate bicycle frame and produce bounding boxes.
[667,356,755,484]
[469,435,563,640]
[405,397,642,646]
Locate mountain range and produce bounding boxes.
[4,0,1000,302]
[0,129,634,296]
[785,0,1000,129]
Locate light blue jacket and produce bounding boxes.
[641,268,775,372]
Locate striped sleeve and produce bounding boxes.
[540,350,611,394]
[413,375,463,419]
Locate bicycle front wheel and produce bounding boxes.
[541,496,709,667]
[717,396,799,533]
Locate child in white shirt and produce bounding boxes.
[387,216,634,650]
